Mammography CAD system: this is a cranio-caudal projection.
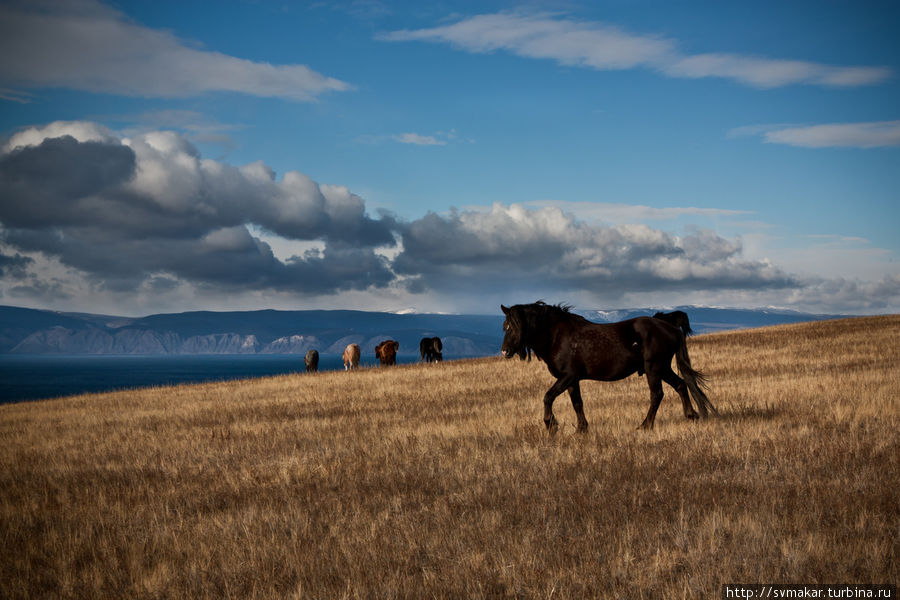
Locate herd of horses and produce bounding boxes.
[300,336,444,373]
[299,303,716,432]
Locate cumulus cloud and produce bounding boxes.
[381,12,891,89]
[393,203,793,299]
[784,275,900,313]
[0,122,394,296]
[0,0,351,101]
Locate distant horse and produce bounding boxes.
[304,349,319,373]
[342,343,360,371]
[375,340,399,366]
[501,302,716,432]
[654,310,695,337]
[419,337,443,363]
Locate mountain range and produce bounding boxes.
[0,304,849,357]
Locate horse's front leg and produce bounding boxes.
[543,376,575,433]
[639,368,665,430]
[568,382,588,433]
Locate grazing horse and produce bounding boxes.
[375,340,399,366]
[501,302,716,432]
[419,336,443,363]
[342,343,360,371]
[654,310,695,337]
[304,349,319,373]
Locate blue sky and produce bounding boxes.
[0,0,898,316]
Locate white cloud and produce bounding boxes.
[3,120,116,152]
[0,0,351,101]
[381,12,672,70]
[761,121,900,148]
[664,53,890,89]
[382,11,891,89]
[393,133,447,146]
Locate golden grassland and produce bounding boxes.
[1,316,898,599]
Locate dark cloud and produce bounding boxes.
[0,251,33,278]
[0,136,137,229]
[0,124,396,296]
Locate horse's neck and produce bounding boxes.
[525,319,566,361]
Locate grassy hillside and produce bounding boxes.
[1,316,898,598]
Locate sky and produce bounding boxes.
[0,0,898,316]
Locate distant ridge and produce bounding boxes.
[0,305,852,356]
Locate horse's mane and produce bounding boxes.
[508,301,589,333]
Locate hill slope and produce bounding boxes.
[1,315,897,598]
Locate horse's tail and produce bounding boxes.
[674,334,717,417]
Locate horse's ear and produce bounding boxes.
[501,304,509,315]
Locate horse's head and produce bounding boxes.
[501,304,525,359]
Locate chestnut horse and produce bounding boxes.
[342,343,360,370]
[501,302,715,432]
[375,340,399,366]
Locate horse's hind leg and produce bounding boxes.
[662,366,699,420]
[568,382,588,433]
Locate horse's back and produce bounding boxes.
[551,319,640,381]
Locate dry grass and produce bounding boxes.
[1,316,898,599]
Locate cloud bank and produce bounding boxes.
[1,121,896,314]
[0,0,351,101]
[382,12,891,89]
[393,204,792,297]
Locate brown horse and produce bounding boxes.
[375,340,399,366]
[342,343,360,370]
[501,302,716,432]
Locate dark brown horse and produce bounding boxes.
[501,302,716,432]
[419,336,443,363]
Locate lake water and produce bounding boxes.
[0,354,426,404]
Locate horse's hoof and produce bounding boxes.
[686,413,699,420]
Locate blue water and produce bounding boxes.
[0,354,423,404]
